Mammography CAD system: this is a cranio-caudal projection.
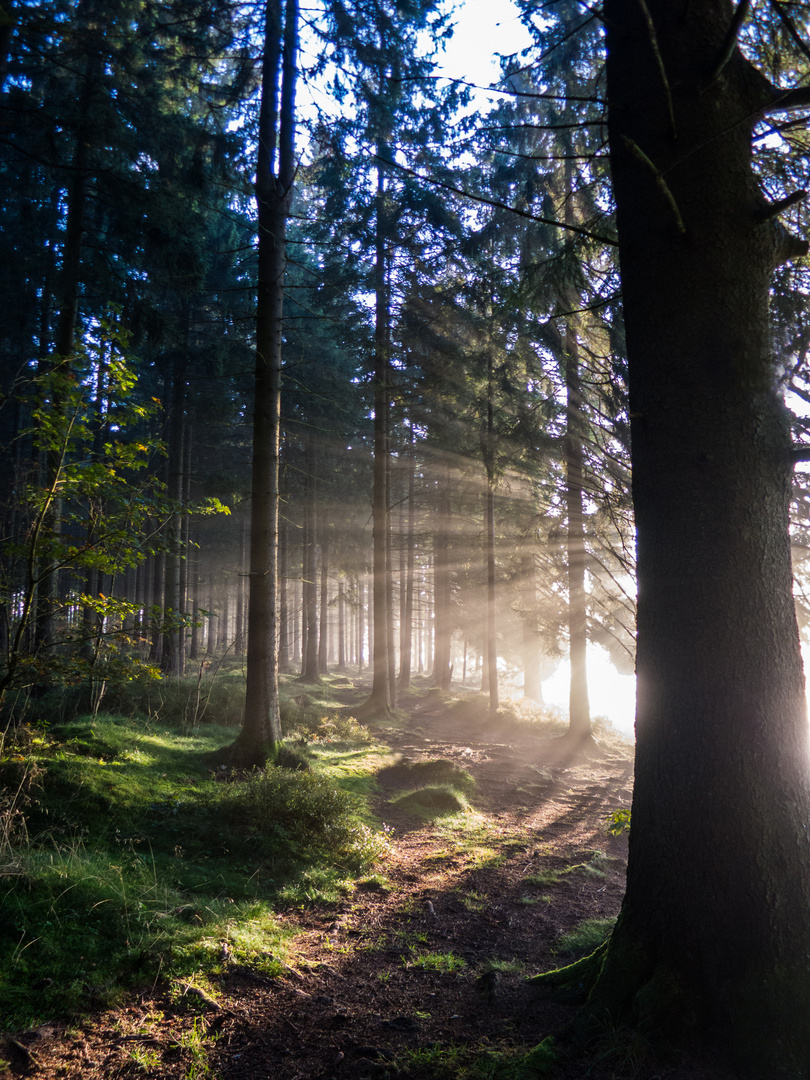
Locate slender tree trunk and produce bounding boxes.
[398,432,415,689]
[385,423,396,702]
[521,553,544,703]
[234,517,247,660]
[206,574,216,656]
[433,469,452,690]
[161,348,187,676]
[278,512,290,672]
[300,447,319,681]
[318,525,329,674]
[292,571,301,665]
[337,580,346,670]
[149,553,165,666]
[361,148,392,715]
[483,357,498,714]
[236,0,298,763]
[564,323,591,738]
[189,547,200,662]
[357,574,365,673]
[179,426,192,661]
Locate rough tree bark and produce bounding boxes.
[560,2,810,1073]
[234,0,297,764]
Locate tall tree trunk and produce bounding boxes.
[179,426,192,661]
[337,580,346,670]
[278,512,290,672]
[433,468,452,690]
[300,447,319,681]
[236,0,298,763]
[318,525,329,675]
[564,322,591,739]
[361,148,392,716]
[357,574,365,673]
[37,27,101,652]
[189,545,200,662]
[161,348,187,676]
[571,4,810,1073]
[234,516,247,660]
[482,356,498,715]
[521,553,544,703]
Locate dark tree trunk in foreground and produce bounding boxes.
[235,0,297,763]
[576,3,810,1073]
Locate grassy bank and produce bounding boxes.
[0,684,390,1030]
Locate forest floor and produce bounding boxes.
[0,693,732,1080]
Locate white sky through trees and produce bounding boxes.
[429,0,638,736]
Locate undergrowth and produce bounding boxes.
[0,710,388,1029]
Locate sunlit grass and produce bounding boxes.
[0,713,390,1029]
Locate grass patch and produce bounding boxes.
[390,785,470,817]
[383,757,476,820]
[379,757,476,796]
[0,713,389,1029]
[555,916,617,958]
[524,850,614,888]
[405,950,467,974]
[392,1038,559,1079]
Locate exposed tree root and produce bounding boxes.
[528,940,608,1005]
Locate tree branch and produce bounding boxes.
[763,85,810,114]
[767,0,810,64]
[621,137,686,234]
[710,0,751,83]
[375,155,619,247]
[756,190,807,221]
[634,0,677,138]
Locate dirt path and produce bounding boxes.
[2,704,640,1080]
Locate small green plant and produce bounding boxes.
[174,1016,215,1079]
[129,1044,162,1071]
[607,807,632,835]
[480,957,525,975]
[405,950,466,974]
[555,916,616,958]
[525,850,613,888]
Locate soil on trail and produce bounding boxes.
[1,698,653,1080]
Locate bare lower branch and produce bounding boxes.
[710,0,751,83]
[756,190,808,221]
[634,0,677,138]
[621,137,687,234]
